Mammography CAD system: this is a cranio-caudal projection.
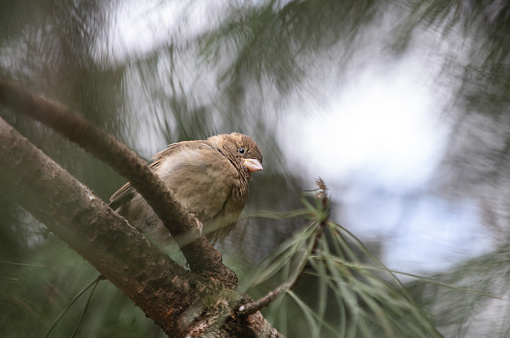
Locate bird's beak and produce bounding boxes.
[243,158,263,173]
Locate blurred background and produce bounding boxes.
[2,0,510,337]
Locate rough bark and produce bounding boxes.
[0,87,283,336]
[0,117,197,335]
[0,77,234,281]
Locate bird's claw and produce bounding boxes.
[189,213,203,237]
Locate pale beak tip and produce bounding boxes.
[244,158,263,173]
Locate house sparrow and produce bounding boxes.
[109,132,263,245]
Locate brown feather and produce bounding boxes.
[109,133,263,246]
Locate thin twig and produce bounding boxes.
[239,180,331,315]
[239,281,295,315]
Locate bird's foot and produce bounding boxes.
[189,213,203,237]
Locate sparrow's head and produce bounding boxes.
[209,132,263,176]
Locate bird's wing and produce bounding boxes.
[108,140,210,210]
[108,179,136,210]
[150,140,206,170]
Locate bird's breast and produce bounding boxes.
[157,147,240,222]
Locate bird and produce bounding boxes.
[109,132,263,246]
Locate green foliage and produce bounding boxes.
[0,238,163,338]
[241,188,442,337]
[408,249,510,337]
[2,0,510,337]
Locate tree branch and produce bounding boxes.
[240,180,330,315]
[0,117,196,335]
[0,117,282,337]
[0,77,233,281]
[239,282,295,315]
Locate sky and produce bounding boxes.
[107,0,495,276]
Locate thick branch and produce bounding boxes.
[0,117,197,336]
[0,77,234,280]
[0,118,282,337]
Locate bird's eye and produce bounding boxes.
[238,147,245,154]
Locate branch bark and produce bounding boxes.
[0,78,283,337]
[0,77,232,280]
[0,117,196,335]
